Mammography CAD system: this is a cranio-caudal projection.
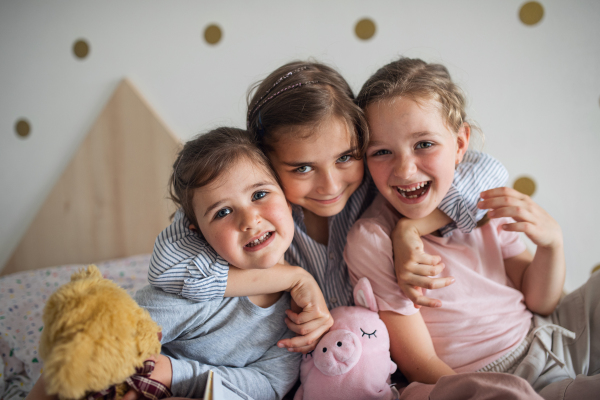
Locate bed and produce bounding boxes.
[0,254,546,400]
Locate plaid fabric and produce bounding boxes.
[87,360,172,400]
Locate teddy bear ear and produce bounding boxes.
[353,277,378,312]
[70,264,103,282]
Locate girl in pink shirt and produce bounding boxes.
[345,57,599,398]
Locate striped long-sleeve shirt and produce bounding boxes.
[148,150,508,309]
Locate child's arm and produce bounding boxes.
[149,210,332,353]
[137,344,300,400]
[344,213,454,383]
[392,209,454,308]
[227,264,333,353]
[438,151,509,235]
[479,187,565,315]
[380,310,455,383]
[167,341,301,400]
[135,287,301,400]
[392,151,509,308]
[120,355,173,400]
[24,376,57,400]
[148,209,229,302]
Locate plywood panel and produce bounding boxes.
[2,80,181,275]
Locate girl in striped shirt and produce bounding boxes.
[149,60,508,353]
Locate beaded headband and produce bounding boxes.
[247,66,320,130]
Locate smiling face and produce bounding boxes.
[268,115,364,218]
[192,157,294,270]
[365,97,469,219]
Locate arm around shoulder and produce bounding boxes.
[391,211,455,308]
[439,151,509,235]
[148,209,229,302]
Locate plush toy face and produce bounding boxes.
[295,277,397,400]
[313,305,390,377]
[39,266,162,400]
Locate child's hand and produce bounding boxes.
[121,354,172,400]
[478,187,562,249]
[277,272,333,353]
[392,219,454,308]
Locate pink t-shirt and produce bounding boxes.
[344,194,532,372]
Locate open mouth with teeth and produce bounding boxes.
[396,181,431,199]
[245,231,273,248]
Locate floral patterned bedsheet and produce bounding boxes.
[0,254,151,399]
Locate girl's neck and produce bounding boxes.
[302,208,329,246]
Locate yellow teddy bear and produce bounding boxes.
[39,265,167,400]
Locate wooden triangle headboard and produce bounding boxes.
[2,79,181,275]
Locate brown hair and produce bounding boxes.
[247,60,369,158]
[357,57,468,134]
[170,127,278,229]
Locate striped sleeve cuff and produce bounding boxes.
[148,209,229,302]
[439,151,509,236]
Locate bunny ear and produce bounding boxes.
[353,277,378,312]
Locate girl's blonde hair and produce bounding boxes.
[247,60,369,158]
[170,127,278,229]
[357,57,468,134]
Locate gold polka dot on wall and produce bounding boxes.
[73,39,90,59]
[593,263,600,275]
[519,1,544,26]
[204,24,222,45]
[15,118,31,138]
[513,176,536,196]
[355,18,376,40]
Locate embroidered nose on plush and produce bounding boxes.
[313,329,362,376]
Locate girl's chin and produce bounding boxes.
[390,199,437,219]
[304,203,345,218]
[399,209,434,220]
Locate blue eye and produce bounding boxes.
[296,165,313,174]
[252,191,268,201]
[416,142,433,149]
[337,155,352,163]
[215,208,231,219]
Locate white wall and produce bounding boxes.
[1,0,599,291]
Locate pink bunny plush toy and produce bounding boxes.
[294,277,398,400]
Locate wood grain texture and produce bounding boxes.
[2,80,181,275]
